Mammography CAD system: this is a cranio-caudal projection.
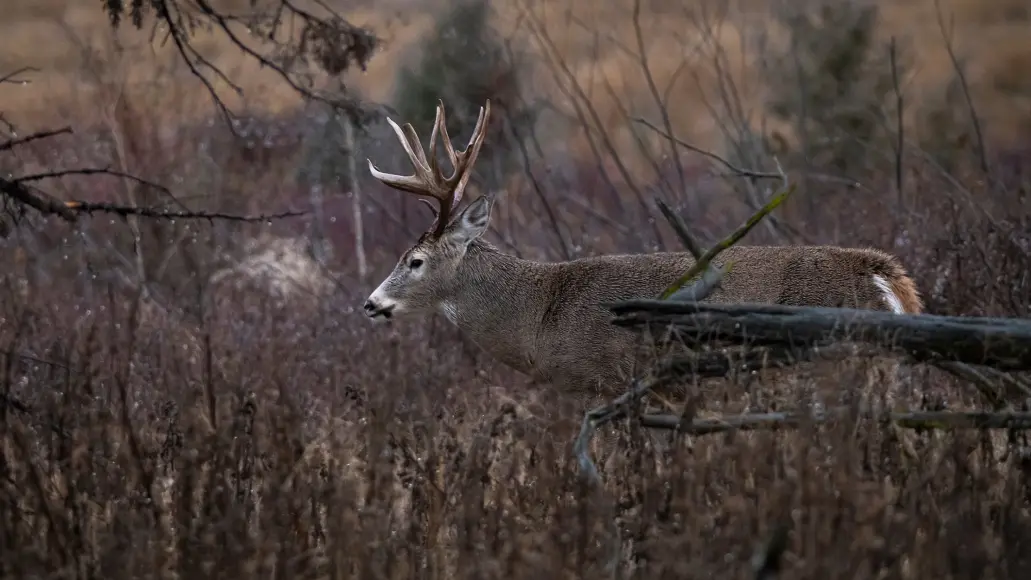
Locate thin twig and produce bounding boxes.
[888,37,905,206]
[632,0,688,202]
[0,127,73,152]
[0,67,39,84]
[932,0,989,175]
[654,197,704,259]
[634,117,784,181]
[64,200,307,222]
[16,168,172,195]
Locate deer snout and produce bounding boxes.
[363,297,396,321]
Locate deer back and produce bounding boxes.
[523,244,923,397]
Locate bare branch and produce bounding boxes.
[631,0,689,201]
[574,377,674,484]
[654,197,704,259]
[634,117,785,181]
[934,361,1031,410]
[0,120,304,226]
[63,200,306,223]
[0,127,72,152]
[932,0,989,175]
[0,177,79,221]
[666,262,728,302]
[0,67,39,85]
[637,409,1031,432]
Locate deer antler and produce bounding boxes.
[368,99,492,239]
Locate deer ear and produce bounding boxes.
[447,194,494,247]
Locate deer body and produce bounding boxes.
[385,235,922,397]
[361,99,924,401]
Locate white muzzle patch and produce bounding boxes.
[363,286,399,321]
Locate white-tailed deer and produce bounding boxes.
[363,100,923,403]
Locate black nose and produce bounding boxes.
[363,300,394,319]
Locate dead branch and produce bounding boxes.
[653,198,704,259]
[63,200,305,223]
[609,301,1031,372]
[0,119,305,226]
[635,117,784,181]
[932,361,1031,409]
[0,127,72,152]
[637,409,1031,433]
[932,0,989,175]
[574,376,673,485]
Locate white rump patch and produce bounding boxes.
[872,274,905,314]
[439,300,460,324]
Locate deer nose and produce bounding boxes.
[363,299,395,319]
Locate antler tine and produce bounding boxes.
[401,122,431,171]
[369,100,492,239]
[423,100,492,237]
[433,100,459,176]
[426,103,445,178]
[444,100,492,211]
[367,113,458,202]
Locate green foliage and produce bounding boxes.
[761,0,908,177]
[393,0,533,188]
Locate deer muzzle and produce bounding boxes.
[363,297,396,320]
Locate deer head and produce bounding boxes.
[363,100,493,321]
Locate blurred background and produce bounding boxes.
[2,1,1030,576]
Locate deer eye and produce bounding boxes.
[409,258,424,269]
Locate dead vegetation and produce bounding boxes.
[2,0,1031,577]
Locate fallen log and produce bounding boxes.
[610,301,1031,372]
[638,409,1031,433]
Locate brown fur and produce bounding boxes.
[366,198,925,404]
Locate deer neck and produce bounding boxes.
[439,240,549,375]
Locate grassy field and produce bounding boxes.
[2,0,1031,577]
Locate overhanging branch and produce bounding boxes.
[0,117,306,226]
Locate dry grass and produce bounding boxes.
[3,248,1031,577]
